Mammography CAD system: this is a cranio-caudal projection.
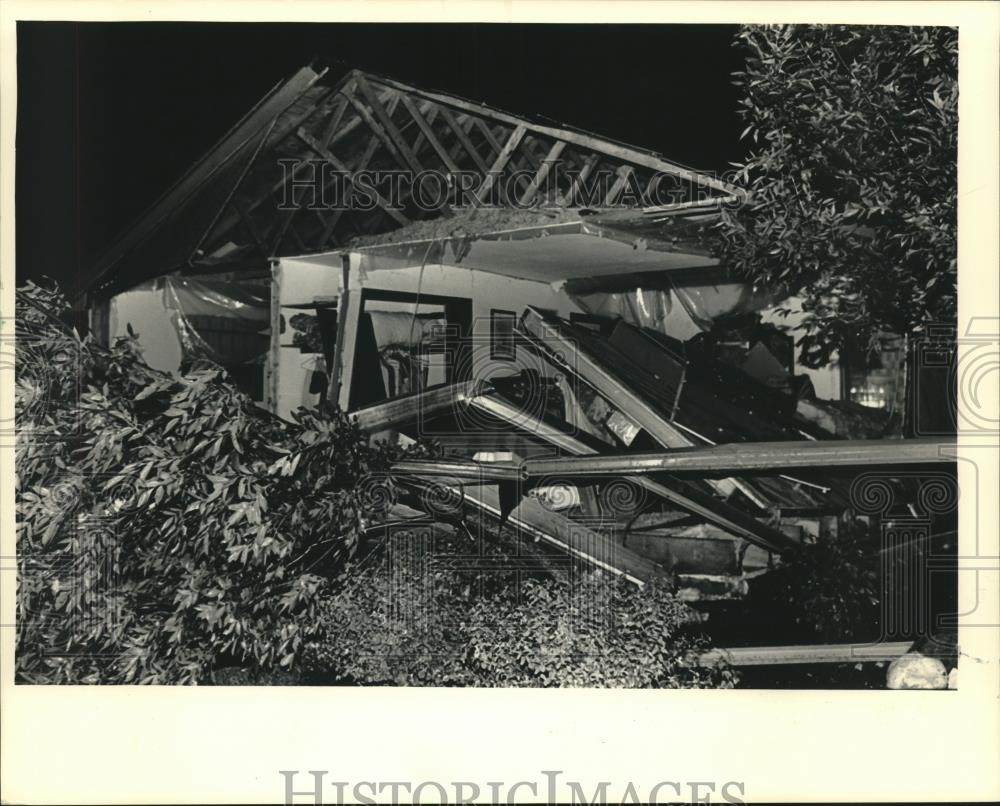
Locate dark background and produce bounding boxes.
[16,22,744,296]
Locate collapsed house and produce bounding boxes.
[82,66,955,666]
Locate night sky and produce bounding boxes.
[15,22,745,295]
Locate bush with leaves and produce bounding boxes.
[466,576,735,688]
[303,536,734,689]
[717,25,957,366]
[729,521,882,645]
[15,281,420,684]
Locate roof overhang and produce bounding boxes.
[278,217,719,285]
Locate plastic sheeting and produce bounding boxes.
[568,278,775,342]
[161,275,270,368]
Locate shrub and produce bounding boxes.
[303,535,735,688]
[466,576,734,688]
[15,281,414,684]
[738,522,881,644]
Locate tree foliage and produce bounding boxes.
[717,25,957,367]
[15,281,414,683]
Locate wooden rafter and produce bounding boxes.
[399,94,460,173]
[436,104,491,173]
[408,101,441,156]
[342,86,414,175]
[234,199,269,257]
[295,128,409,226]
[206,85,395,251]
[353,73,426,176]
[604,165,636,206]
[519,140,566,205]
[371,73,740,197]
[274,92,405,252]
[475,124,527,206]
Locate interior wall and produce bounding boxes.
[273,254,584,418]
[272,257,341,418]
[109,282,184,373]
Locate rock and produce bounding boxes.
[886,652,948,689]
[948,666,958,689]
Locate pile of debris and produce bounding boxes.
[347,305,949,604]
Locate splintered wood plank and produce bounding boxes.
[296,128,409,226]
[519,140,567,205]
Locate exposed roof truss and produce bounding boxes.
[85,66,739,299]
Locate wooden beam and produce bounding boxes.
[525,439,955,477]
[205,83,401,251]
[519,140,567,205]
[369,74,741,196]
[520,306,692,449]
[475,124,527,206]
[398,93,460,173]
[295,128,409,226]
[331,285,362,410]
[353,74,426,176]
[407,478,667,585]
[436,105,491,173]
[349,380,486,432]
[394,459,525,483]
[85,66,323,297]
[342,86,414,174]
[698,641,913,667]
[419,436,956,479]
[563,153,600,206]
[604,165,635,207]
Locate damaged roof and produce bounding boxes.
[83,65,739,300]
